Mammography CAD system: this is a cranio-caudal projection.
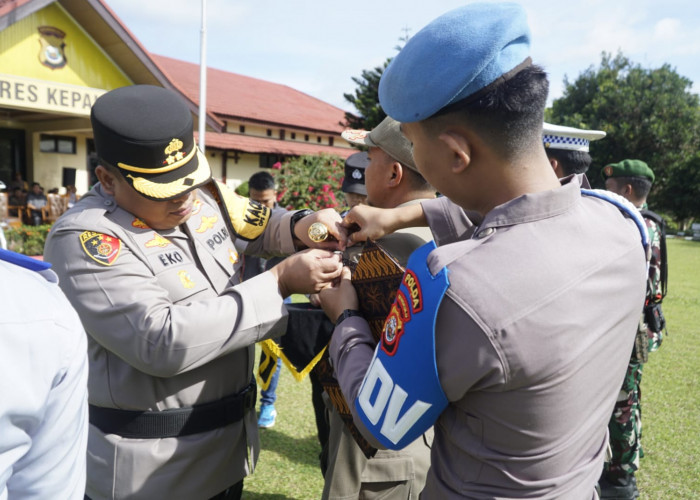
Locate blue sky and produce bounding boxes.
[106,0,700,112]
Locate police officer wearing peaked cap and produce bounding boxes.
[320,3,648,499]
[44,84,344,500]
[542,122,606,177]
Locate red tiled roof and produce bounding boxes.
[0,0,33,17]
[153,55,349,134]
[201,131,355,159]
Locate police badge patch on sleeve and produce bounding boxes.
[80,231,122,265]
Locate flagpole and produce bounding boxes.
[198,0,207,152]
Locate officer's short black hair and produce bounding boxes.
[615,176,653,200]
[248,171,276,192]
[403,166,433,193]
[430,65,550,159]
[545,149,593,176]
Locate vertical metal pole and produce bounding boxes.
[198,0,207,152]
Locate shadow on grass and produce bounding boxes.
[258,427,322,468]
[242,493,293,500]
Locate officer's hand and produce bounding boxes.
[293,209,348,251]
[269,249,343,297]
[343,204,426,245]
[319,267,358,323]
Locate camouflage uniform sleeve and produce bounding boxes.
[645,218,664,352]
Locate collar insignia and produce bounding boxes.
[229,248,239,264]
[192,199,203,215]
[132,218,150,229]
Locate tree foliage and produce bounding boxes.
[549,52,700,221]
[663,152,700,226]
[343,32,411,131]
[343,60,390,130]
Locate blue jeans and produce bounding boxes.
[260,356,282,406]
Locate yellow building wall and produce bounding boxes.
[0,3,131,90]
[225,120,352,148]
[31,131,91,195]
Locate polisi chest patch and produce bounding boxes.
[205,226,230,252]
[80,231,122,266]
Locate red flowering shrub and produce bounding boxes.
[274,154,345,211]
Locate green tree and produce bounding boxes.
[343,60,389,130]
[549,52,700,220]
[663,153,700,229]
[342,30,411,130]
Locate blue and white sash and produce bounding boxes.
[355,241,449,449]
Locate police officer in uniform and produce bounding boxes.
[43,85,344,500]
[542,122,606,177]
[600,159,667,500]
[341,152,370,210]
[320,4,649,498]
[320,116,435,499]
[0,248,88,499]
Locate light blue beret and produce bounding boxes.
[379,2,531,123]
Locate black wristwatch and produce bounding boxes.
[335,309,363,326]
[290,209,314,247]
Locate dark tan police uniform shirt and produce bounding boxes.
[323,200,434,500]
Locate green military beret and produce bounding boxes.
[601,159,655,183]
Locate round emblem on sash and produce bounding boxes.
[384,316,398,342]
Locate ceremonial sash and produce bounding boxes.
[315,239,406,457]
[355,241,450,450]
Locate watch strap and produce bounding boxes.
[335,309,363,326]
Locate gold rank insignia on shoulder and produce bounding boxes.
[131,218,150,229]
[80,231,122,266]
[191,199,202,215]
[145,233,171,248]
[196,215,218,233]
[177,270,195,289]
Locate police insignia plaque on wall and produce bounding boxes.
[38,26,67,69]
[313,239,405,458]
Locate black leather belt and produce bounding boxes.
[89,380,256,439]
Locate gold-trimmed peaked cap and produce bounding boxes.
[91,85,212,201]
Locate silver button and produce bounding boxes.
[105,200,113,206]
[475,227,495,239]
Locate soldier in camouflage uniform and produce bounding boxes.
[601,159,667,500]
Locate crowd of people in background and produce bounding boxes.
[1,170,79,226]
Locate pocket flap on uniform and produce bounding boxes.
[360,456,414,483]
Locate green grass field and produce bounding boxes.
[243,238,700,499]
